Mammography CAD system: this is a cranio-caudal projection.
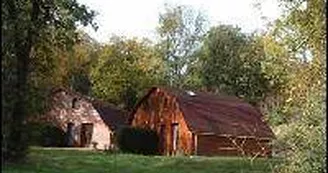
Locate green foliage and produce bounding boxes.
[2,0,97,162]
[277,0,326,60]
[27,123,66,147]
[116,127,159,155]
[157,4,207,88]
[274,90,325,173]
[90,37,165,110]
[199,25,271,104]
[261,0,326,172]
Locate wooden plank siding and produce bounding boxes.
[132,88,193,155]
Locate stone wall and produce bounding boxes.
[45,90,112,150]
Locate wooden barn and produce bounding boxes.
[130,87,275,157]
[31,87,128,150]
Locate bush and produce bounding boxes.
[116,127,159,155]
[274,90,326,173]
[27,123,66,147]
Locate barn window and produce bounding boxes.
[171,123,179,152]
[72,98,78,109]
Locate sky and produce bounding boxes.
[77,0,283,43]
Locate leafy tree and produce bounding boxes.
[90,37,165,111]
[274,88,325,173]
[199,25,271,105]
[259,0,326,124]
[157,4,207,88]
[67,31,101,95]
[257,34,302,125]
[2,0,97,162]
[260,0,326,172]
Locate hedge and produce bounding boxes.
[116,127,159,155]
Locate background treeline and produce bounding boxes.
[2,0,325,172]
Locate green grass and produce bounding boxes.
[2,147,281,173]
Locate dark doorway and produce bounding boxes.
[159,124,166,154]
[80,123,94,147]
[66,122,75,147]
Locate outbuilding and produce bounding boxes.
[130,87,275,156]
[31,87,127,150]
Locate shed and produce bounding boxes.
[130,87,275,156]
[31,87,128,150]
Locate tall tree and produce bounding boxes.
[67,31,101,95]
[90,37,165,111]
[2,0,97,161]
[199,25,271,105]
[157,4,207,88]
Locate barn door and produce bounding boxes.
[171,123,179,155]
[80,123,94,147]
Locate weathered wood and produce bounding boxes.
[132,89,193,155]
[197,135,272,156]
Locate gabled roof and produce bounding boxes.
[132,86,275,139]
[91,99,128,130]
[52,87,128,130]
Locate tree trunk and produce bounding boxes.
[3,0,38,162]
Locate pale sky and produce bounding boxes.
[77,0,283,43]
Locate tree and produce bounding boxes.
[157,4,207,88]
[259,0,326,124]
[199,25,271,105]
[2,0,97,162]
[67,31,101,95]
[259,0,326,172]
[90,37,165,111]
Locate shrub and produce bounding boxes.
[274,90,326,173]
[116,127,159,155]
[27,123,66,147]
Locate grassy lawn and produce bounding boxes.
[2,147,281,173]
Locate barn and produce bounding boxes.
[130,87,275,157]
[31,87,128,150]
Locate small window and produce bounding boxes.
[72,98,78,109]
